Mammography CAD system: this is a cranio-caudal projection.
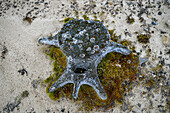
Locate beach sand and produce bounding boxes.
[0,0,169,112]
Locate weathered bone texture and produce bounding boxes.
[39,19,131,100]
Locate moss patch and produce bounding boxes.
[82,15,89,20]
[21,90,29,98]
[63,18,74,23]
[137,34,151,43]
[43,40,139,111]
[43,17,140,111]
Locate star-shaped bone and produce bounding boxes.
[39,19,131,100]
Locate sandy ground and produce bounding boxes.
[0,0,169,113]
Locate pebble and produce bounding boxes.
[40,0,44,3]
[165,20,170,28]
[35,2,39,4]
[162,35,169,46]
[158,11,162,15]
[137,103,141,107]
[61,109,65,112]
[152,21,158,25]
[159,83,163,86]
[46,109,50,113]
[18,69,27,76]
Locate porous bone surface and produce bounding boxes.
[57,19,110,59]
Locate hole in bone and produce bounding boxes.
[74,68,87,74]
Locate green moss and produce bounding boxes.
[82,15,89,20]
[49,92,56,100]
[108,29,119,42]
[93,15,97,19]
[100,11,105,16]
[21,90,29,98]
[126,16,135,24]
[153,65,162,72]
[63,18,74,23]
[44,75,53,84]
[120,40,132,46]
[43,40,139,111]
[78,49,139,110]
[92,15,100,21]
[42,17,140,111]
[44,46,67,80]
[137,34,151,43]
[74,10,79,19]
[94,19,101,22]
[108,29,115,35]
[146,47,151,57]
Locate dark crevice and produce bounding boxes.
[74,68,87,74]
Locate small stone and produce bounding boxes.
[35,2,39,4]
[109,1,113,5]
[46,109,50,113]
[165,20,170,28]
[160,30,167,34]
[158,5,161,8]
[13,4,17,8]
[34,7,39,9]
[61,109,65,112]
[40,0,44,3]
[158,11,162,15]
[30,108,34,112]
[105,1,109,5]
[162,35,169,46]
[160,82,163,86]
[151,21,158,25]
[137,103,141,107]
[18,69,27,75]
